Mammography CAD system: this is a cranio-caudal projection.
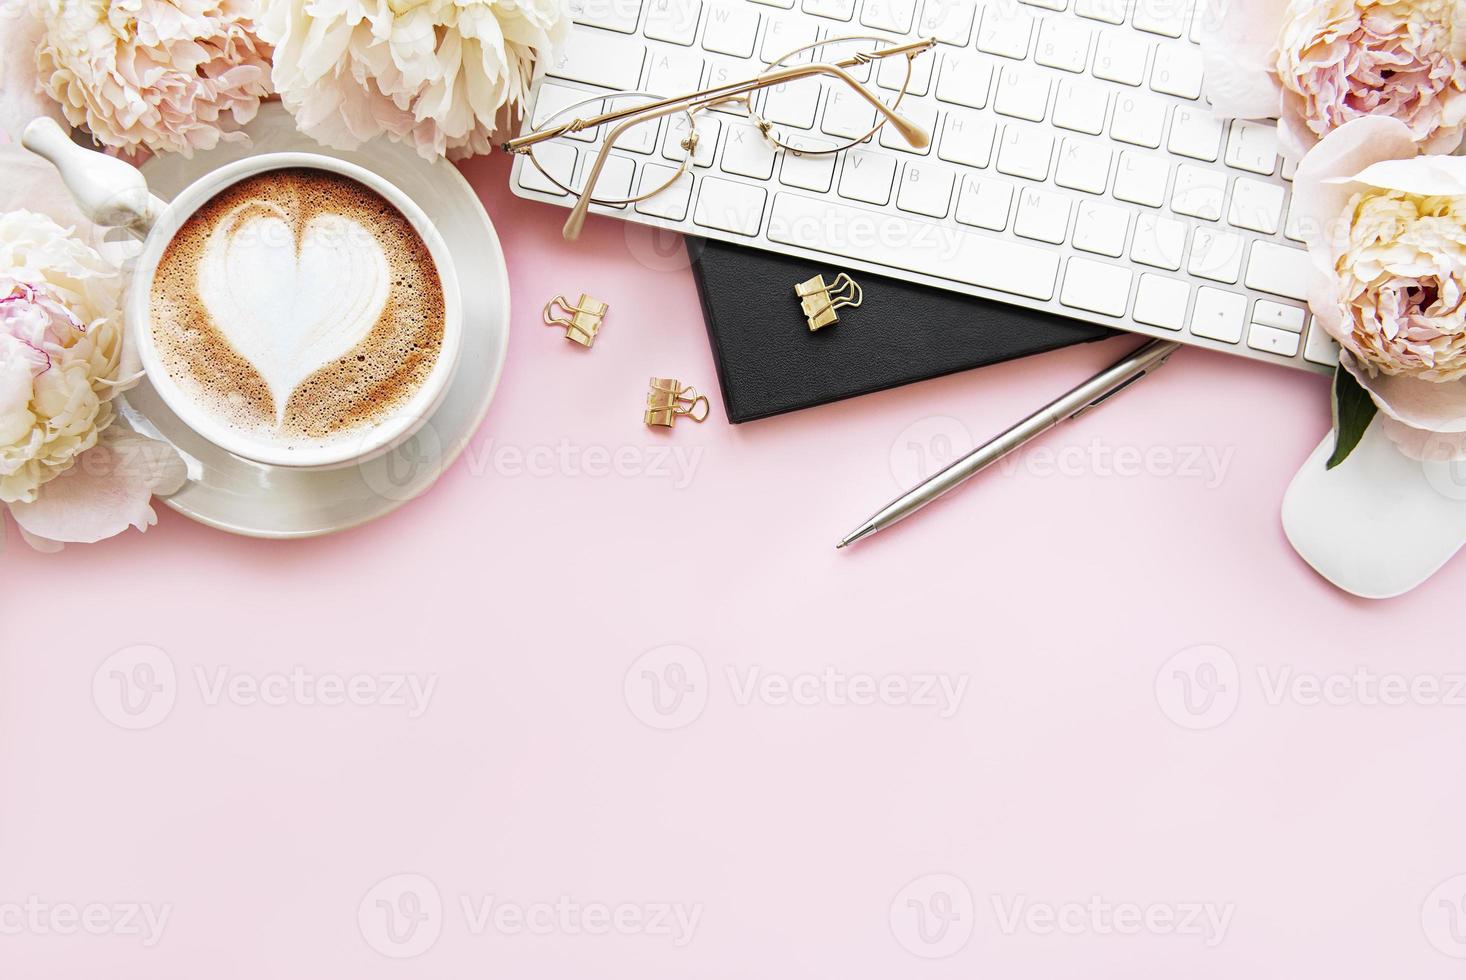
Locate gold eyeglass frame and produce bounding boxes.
[502,35,938,240]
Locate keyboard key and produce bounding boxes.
[693,176,766,234]
[1110,92,1167,147]
[763,78,819,128]
[1187,227,1244,282]
[702,2,759,57]
[1252,300,1305,333]
[1075,0,1126,23]
[750,0,795,8]
[1133,273,1189,329]
[547,30,646,89]
[803,0,855,16]
[937,109,997,167]
[1150,44,1202,98]
[1245,241,1311,299]
[1167,106,1223,161]
[578,150,635,201]
[1170,164,1224,219]
[1303,321,1340,366]
[1061,257,1132,315]
[1112,151,1168,206]
[1283,199,1308,241]
[518,141,577,196]
[821,88,878,139]
[1035,18,1092,72]
[879,100,937,154]
[721,122,776,178]
[1281,156,1298,180]
[878,48,935,95]
[1131,212,1185,269]
[919,0,977,44]
[778,134,839,191]
[976,5,1033,59]
[760,16,818,61]
[995,126,1054,180]
[606,96,661,153]
[1224,120,1278,175]
[646,49,703,94]
[1052,79,1109,135]
[531,82,603,133]
[936,51,993,108]
[645,0,703,42]
[1094,31,1149,85]
[1190,286,1247,343]
[860,0,918,33]
[1248,322,1300,357]
[995,65,1052,121]
[1055,139,1111,193]
[1072,200,1129,255]
[663,113,719,166]
[768,192,1061,299]
[1132,0,1190,36]
[634,165,694,219]
[897,162,957,217]
[837,149,898,205]
[1015,186,1072,243]
[1021,0,1067,10]
[1227,176,1284,234]
[955,176,1014,230]
[570,0,643,33]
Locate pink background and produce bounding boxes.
[5,152,1466,977]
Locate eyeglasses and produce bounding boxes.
[503,36,937,240]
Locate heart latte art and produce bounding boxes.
[150,169,445,453]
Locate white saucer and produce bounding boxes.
[1282,421,1466,598]
[122,104,510,538]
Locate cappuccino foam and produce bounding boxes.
[149,168,445,453]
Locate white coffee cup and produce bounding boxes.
[21,117,463,470]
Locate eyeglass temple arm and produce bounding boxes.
[563,100,699,240]
[783,61,930,149]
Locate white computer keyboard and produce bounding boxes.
[508,0,1341,372]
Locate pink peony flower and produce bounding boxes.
[1202,0,1466,158]
[258,0,569,161]
[33,0,274,157]
[1289,116,1466,459]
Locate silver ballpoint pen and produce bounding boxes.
[837,338,1182,549]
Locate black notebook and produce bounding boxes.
[687,237,1113,423]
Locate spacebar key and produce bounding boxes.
[767,193,1060,301]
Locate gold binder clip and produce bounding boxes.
[644,377,711,428]
[543,293,608,347]
[795,272,863,331]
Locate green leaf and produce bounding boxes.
[1327,366,1377,470]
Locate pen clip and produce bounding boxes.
[1066,370,1148,422]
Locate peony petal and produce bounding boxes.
[7,427,186,543]
[1376,414,1466,462]
[1349,155,1466,197]
[1198,0,1286,120]
[0,0,65,143]
[1342,351,1466,433]
[1289,116,1419,267]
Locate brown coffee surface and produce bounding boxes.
[149,168,445,449]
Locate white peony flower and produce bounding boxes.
[259,0,570,160]
[34,0,274,157]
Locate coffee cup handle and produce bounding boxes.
[21,117,167,239]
